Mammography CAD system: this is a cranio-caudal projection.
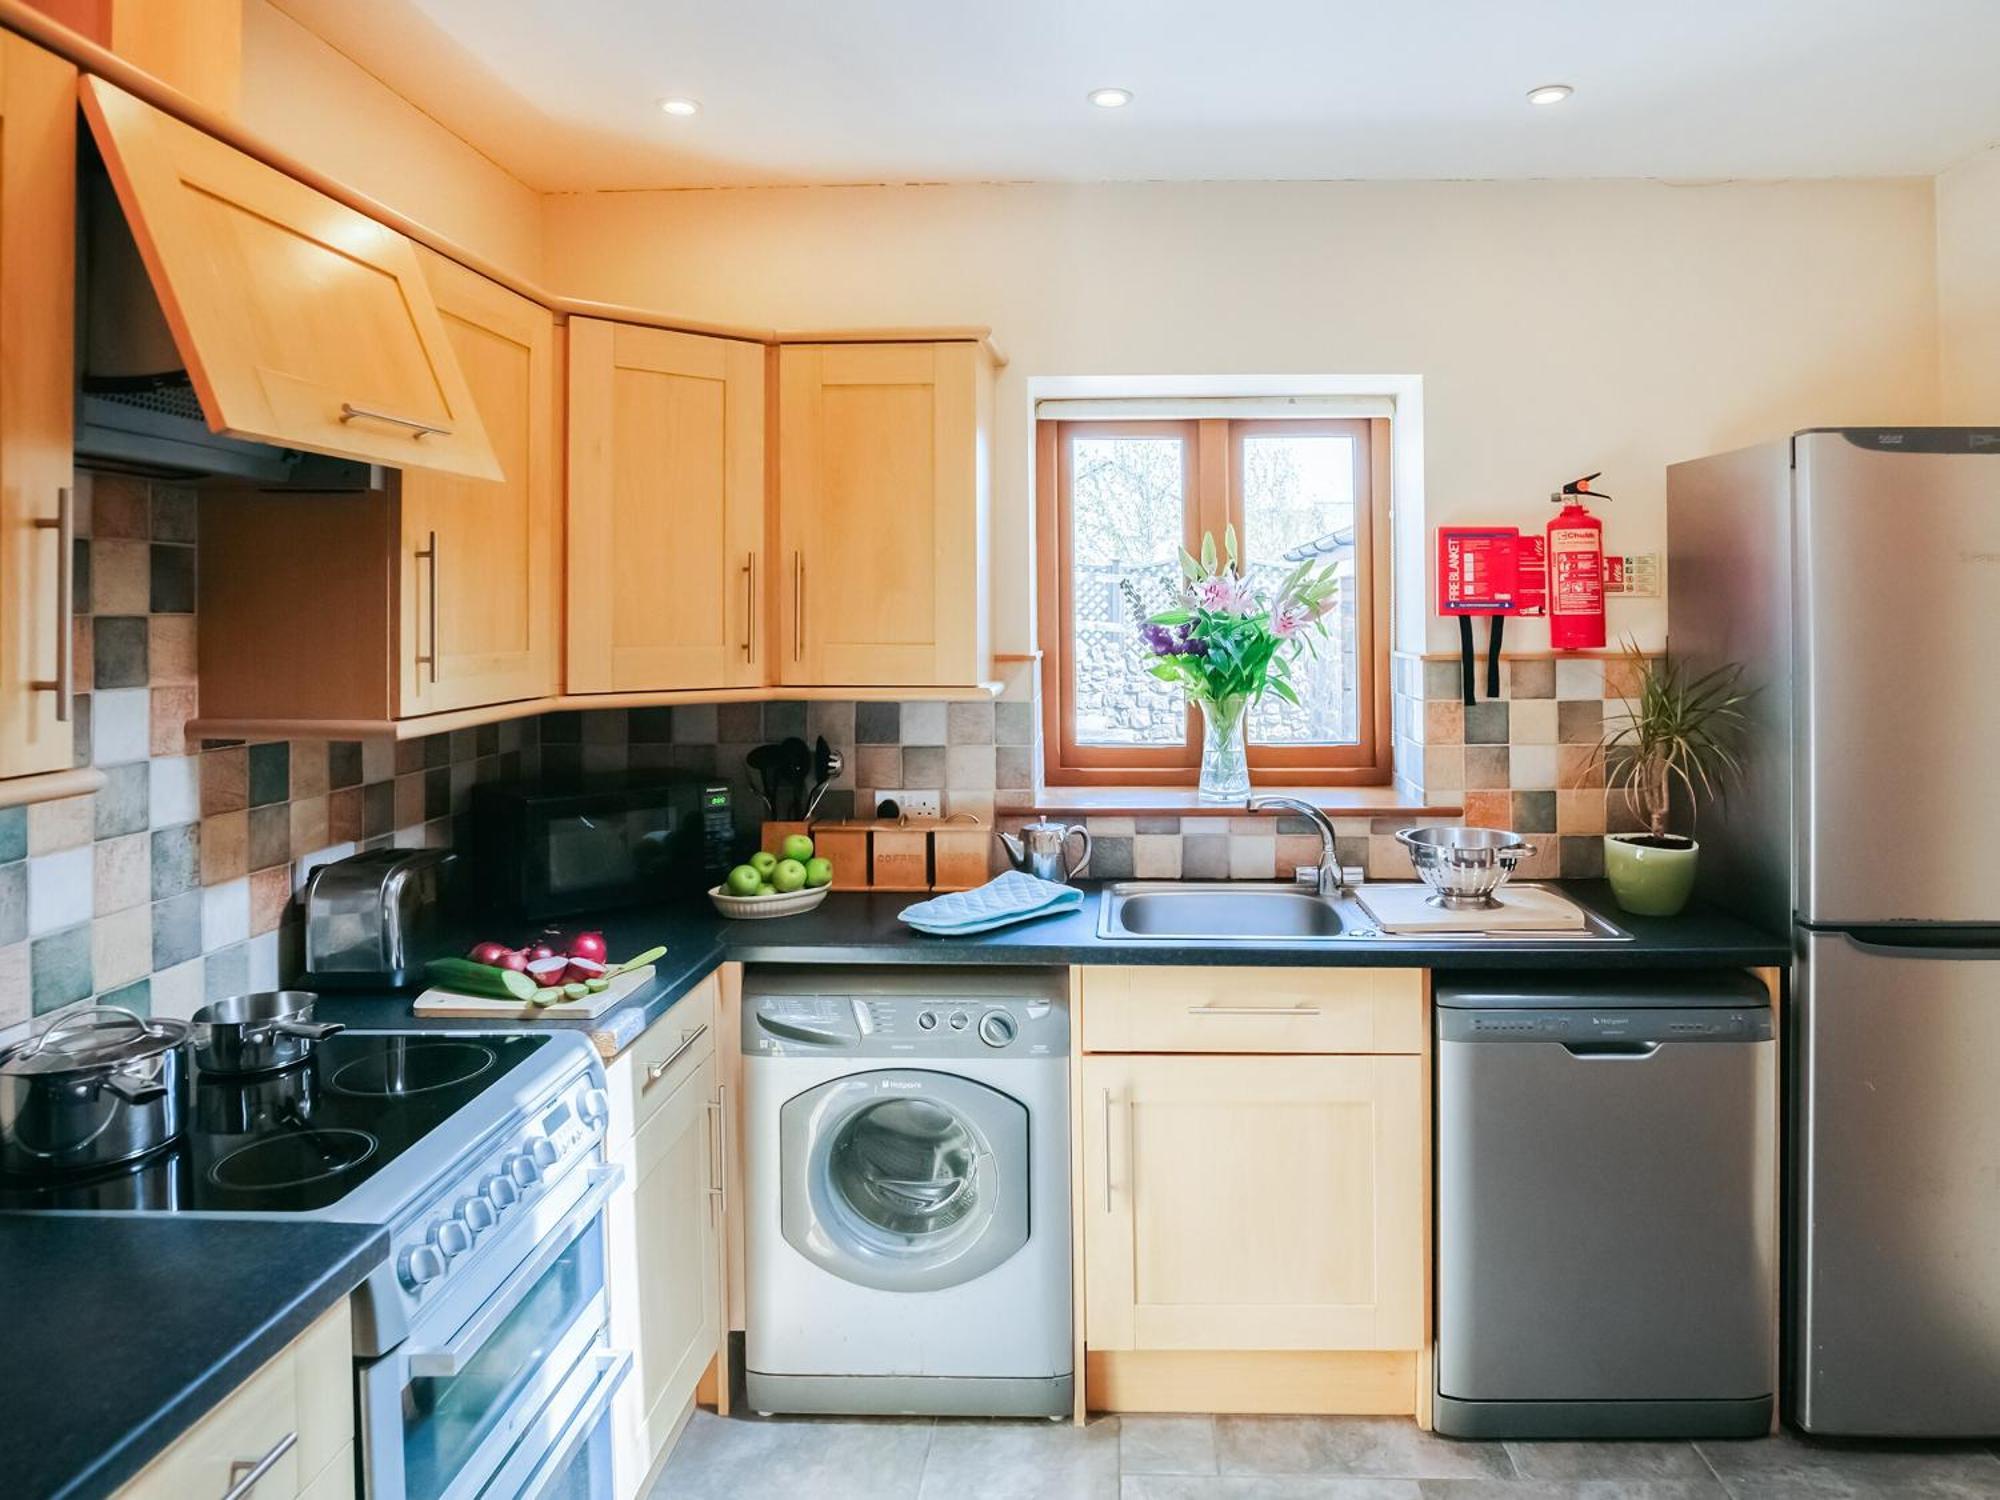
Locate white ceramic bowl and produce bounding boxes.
[708,883,832,920]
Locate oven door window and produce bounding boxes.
[401,1218,606,1500]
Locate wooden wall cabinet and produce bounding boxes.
[776,341,992,689]
[0,32,78,780]
[604,976,726,1499]
[567,320,765,694]
[115,1299,354,1499]
[197,257,559,728]
[80,75,501,481]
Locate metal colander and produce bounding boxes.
[1396,825,1537,909]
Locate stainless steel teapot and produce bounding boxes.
[995,819,1092,884]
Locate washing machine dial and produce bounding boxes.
[917,1011,938,1031]
[977,1011,1018,1048]
[948,1011,970,1031]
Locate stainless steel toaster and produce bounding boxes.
[302,848,458,987]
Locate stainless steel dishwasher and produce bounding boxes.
[1435,972,1777,1439]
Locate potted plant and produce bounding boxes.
[1126,527,1341,802]
[1588,641,1752,916]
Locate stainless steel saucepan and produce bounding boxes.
[192,991,343,1076]
[0,1006,191,1177]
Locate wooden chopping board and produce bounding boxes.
[412,964,657,1020]
[1355,883,1587,933]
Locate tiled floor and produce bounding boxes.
[652,1412,2000,1499]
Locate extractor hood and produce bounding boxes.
[75,159,370,486]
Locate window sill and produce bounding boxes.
[1030,785,1462,819]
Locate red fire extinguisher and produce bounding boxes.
[1547,472,1608,651]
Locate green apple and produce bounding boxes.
[724,864,762,897]
[804,856,833,888]
[771,858,809,893]
[757,881,776,896]
[781,833,815,864]
[749,850,779,878]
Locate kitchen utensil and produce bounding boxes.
[302,847,458,987]
[804,736,843,821]
[710,883,832,920]
[191,991,344,1076]
[777,737,812,819]
[995,819,1093,884]
[1396,825,1536,909]
[0,1006,190,1177]
[745,742,782,817]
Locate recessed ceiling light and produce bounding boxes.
[1526,84,1574,106]
[659,97,701,117]
[1088,87,1133,109]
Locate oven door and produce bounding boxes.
[361,1170,630,1500]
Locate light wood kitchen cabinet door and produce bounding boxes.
[567,319,765,693]
[0,33,76,780]
[398,250,558,715]
[78,76,500,481]
[607,1046,724,1492]
[776,342,990,687]
[1082,1054,1423,1354]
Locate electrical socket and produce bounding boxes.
[889,789,941,819]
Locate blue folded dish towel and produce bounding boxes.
[898,871,1083,935]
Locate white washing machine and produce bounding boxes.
[742,966,1072,1417]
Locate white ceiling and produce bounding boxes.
[272,0,2000,192]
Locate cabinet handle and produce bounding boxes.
[1186,1004,1322,1017]
[791,552,805,662]
[220,1431,296,1499]
[645,1023,708,1087]
[340,402,452,439]
[29,487,73,723]
[707,1083,727,1213]
[1101,1089,1114,1214]
[742,554,757,662]
[414,530,439,683]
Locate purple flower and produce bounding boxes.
[1141,622,1179,655]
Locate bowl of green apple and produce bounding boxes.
[711,833,837,918]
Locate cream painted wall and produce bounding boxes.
[1937,144,2000,421]
[236,0,543,282]
[544,177,1940,655]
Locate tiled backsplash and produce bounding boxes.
[1,478,1649,1028]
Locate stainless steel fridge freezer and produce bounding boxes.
[1668,427,2000,1436]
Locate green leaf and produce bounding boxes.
[1224,523,1239,569]
[1200,532,1218,573]
[1268,678,1301,706]
[1180,548,1203,580]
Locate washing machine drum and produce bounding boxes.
[781,1069,1031,1293]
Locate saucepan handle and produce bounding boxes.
[271,1019,344,1041]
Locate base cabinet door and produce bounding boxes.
[567,319,765,694]
[398,249,559,716]
[0,33,76,779]
[1082,1054,1422,1353]
[607,1048,723,1497]
[776,341,990,688]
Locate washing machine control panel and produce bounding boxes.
[746,976,1069,1056]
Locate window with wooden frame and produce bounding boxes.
[1036,416,1390,786]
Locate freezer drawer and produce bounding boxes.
[1436,977,1776,1438]
[1795,928,2000,1436]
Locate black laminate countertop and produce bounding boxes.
[315,880,1788,1054]
[0,1215,386,1500]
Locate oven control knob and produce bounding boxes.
[398,1244,445,1291]
[528,1137,559,1170]
[577,1088,610,1126]
[457,1196,497,1236]
[430,1220,473,1261]
[484,1174,519,1211]
[977,1011,1018,1048]
[509,1152,542,1187]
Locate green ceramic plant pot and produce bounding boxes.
[1603,834,1699,916]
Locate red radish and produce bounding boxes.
[494,950,530,973]
[563,957,608,985]
[568,931,608,965]
[468,941,511,966]
[526,955,570,984]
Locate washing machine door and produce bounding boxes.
[781,1069,1030,1293]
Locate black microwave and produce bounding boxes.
[470,773,736,918]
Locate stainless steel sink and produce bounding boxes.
[1096,882,1631,942]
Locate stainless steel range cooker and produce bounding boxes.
[0,1030,628,1500]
